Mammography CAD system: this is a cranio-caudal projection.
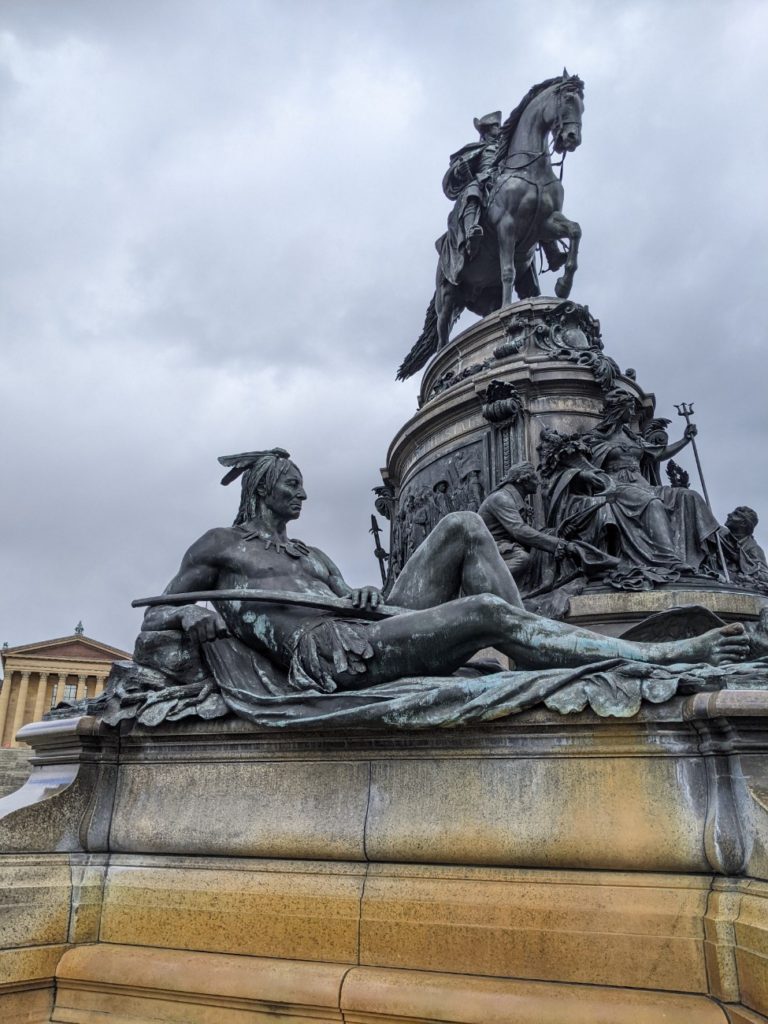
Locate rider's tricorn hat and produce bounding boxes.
[473,110,502,132]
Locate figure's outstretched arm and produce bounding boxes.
[485,491,560,552]
[657,424,697,461]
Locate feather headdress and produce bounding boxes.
[217,448,291,486]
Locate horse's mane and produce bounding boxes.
[493,74,581,167]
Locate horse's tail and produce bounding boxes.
[397,295,438,381]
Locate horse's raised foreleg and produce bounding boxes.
[497,214,518,307]
[541,211,581,299]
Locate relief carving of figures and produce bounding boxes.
[399,494,417,562]
[454,450,485,511]
[388,448,488,578]
[430,479,454,529]
[392,501,407,575]
[410,489,431,554]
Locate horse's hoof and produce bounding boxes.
[555,277,572,299]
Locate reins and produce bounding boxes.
[495,81,577,188]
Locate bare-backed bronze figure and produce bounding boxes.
[59,449,768,731]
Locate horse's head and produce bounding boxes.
[549,73,584,153]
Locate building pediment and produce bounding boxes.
[3,635,130,664]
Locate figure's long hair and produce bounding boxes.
[233,454,293,526]
[494,461,536,491]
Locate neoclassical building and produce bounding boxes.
[0,624,130,747]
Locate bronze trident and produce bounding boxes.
[674,403,730,583]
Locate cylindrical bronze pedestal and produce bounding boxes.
[382,299,767,633]
[383,298,648,579]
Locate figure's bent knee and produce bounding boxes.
[442,510,487,540]
[464,592,512,621]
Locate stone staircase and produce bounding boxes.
[0,746,32,799]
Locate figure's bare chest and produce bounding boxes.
[217,539,332,590]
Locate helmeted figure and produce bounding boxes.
[540,392,721,590]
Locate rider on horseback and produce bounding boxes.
[398,75,585,381]
[442,111,502,272]
[442,109,568,290]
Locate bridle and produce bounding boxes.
[551,80,583,148]
[499,78,583,183]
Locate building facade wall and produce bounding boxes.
[0,639,128,747]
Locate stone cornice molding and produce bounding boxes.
[2,656,113,678]
[2,634,129,660]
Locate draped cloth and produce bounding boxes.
[99,630,768,730]
[438,139,497,288]
[545,426,720,590]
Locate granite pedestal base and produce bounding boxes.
[566,587,768,636]
[2,697,768,1022]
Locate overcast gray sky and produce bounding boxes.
[1,0,767,653]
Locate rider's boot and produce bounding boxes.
[462,201,484,259]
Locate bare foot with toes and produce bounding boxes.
[677,623,750,666]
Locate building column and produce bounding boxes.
[76,674,88,700]
[0,671,13,746]
[94,674,107,696]
[11,671,30,747]
[31,671,49,724]
[54,673,68,710]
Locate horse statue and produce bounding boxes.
[398,73,585,380]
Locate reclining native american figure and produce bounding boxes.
[64,449,768,729]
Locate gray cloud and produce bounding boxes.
[1,0,767,651]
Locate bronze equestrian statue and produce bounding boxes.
[399,72,584,380]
